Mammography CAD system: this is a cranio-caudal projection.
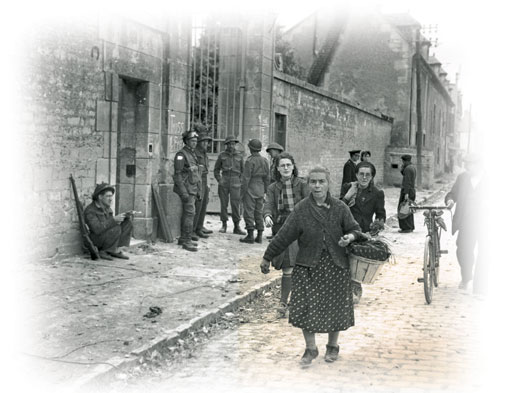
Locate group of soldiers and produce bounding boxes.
[173,129,284,252]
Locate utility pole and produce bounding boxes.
[415,28,423,187]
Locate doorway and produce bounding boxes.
[116,77,149,214]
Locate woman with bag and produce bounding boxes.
[263,152,309,318]
[261,166,361,366]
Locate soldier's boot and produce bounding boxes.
[178,238,198,246]
[233,221,246,235]
[181,241,198,252]
[219,221,227,233]
[255,230,263,244]
[239,229,255,244]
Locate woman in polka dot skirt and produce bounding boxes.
[261,166,362,366]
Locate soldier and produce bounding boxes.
[240,139,270,244]
[340,150,361,202]
[193,132,213,239]
[173,130,202,252]
[213,135,246,235]
[266,142,284,178]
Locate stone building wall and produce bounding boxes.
[20,15,190,259]
[272,72,392,196]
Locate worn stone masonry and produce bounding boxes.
[20,15,190,259]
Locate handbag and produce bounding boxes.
[398,200,412,219]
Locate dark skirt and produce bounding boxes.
[289,249,354,333]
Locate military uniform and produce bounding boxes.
[214,136,244,231]
[240,139,270,243]
[193,134,211,236]
[173,133,202,248]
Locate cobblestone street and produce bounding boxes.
[100,195,487,393]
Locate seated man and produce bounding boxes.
[84,183,132,260]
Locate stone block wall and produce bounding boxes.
[20,15,190,259]
[272,72,392,197]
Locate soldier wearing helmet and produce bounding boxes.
[213,135,245,235]
[266,142,284,179]
[173,130,202,252]
[193,131,213,239]
[240,139,270,244]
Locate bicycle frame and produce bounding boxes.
[411,206,449,304]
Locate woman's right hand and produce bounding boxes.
[260,259,271,274]
[345,182,358,199]
[264,216,274,227]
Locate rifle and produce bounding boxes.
[69,174,100,260]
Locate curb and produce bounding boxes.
[75,274,281,389]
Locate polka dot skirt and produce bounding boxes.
[289,249,355,333]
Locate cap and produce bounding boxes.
[266,142,284,153]
[401,154,412,161]
[224,135,239,144]
[92,182,115,200]
[248,139,262,151]
[349,150,361,155]
[198,133,212,142]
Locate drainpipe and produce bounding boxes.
[238,24,247,142]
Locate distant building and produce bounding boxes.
[282,5,456,187]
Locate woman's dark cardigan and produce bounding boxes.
[263,194,361,268]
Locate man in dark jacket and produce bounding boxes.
[213,135,245,235]
[398,154,417,233]
[193,132,213,239]
[173,130,202,252]
[84,183,132,260]
[445,153,486,293]
[240,139,270,244]
[340,150,361,197]
[341,161,386,304]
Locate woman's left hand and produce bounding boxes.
[338,234,354,247]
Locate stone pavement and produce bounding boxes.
[99,185,488,393]
[15,178,457,392]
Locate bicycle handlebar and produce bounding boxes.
[410,206,450,210]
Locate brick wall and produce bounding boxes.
[272,72,392,196]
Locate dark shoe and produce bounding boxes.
[178,238,198,246]
[233,223,246,235]
[191,234,200,241]
[324,345,339,363]
[99,251,114,261]
[255,230,263,244]
[201,227,213,234]
[398,229,413,233]
[107,251,129,260]
[219,222,227,233]
[266,235,274,239]
[195,230,209,239]
[181,241,198,252]
[239,230,255,244]
[300,347,319,366]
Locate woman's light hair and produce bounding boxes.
[307,166,331,183]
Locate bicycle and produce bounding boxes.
[410,205,450,304]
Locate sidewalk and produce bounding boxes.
[18,176,455,390]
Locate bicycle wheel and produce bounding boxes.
[433,234,440,288]
[423,236,434,304]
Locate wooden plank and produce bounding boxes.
[151,184,174,243]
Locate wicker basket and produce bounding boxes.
[349,254,387,284]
